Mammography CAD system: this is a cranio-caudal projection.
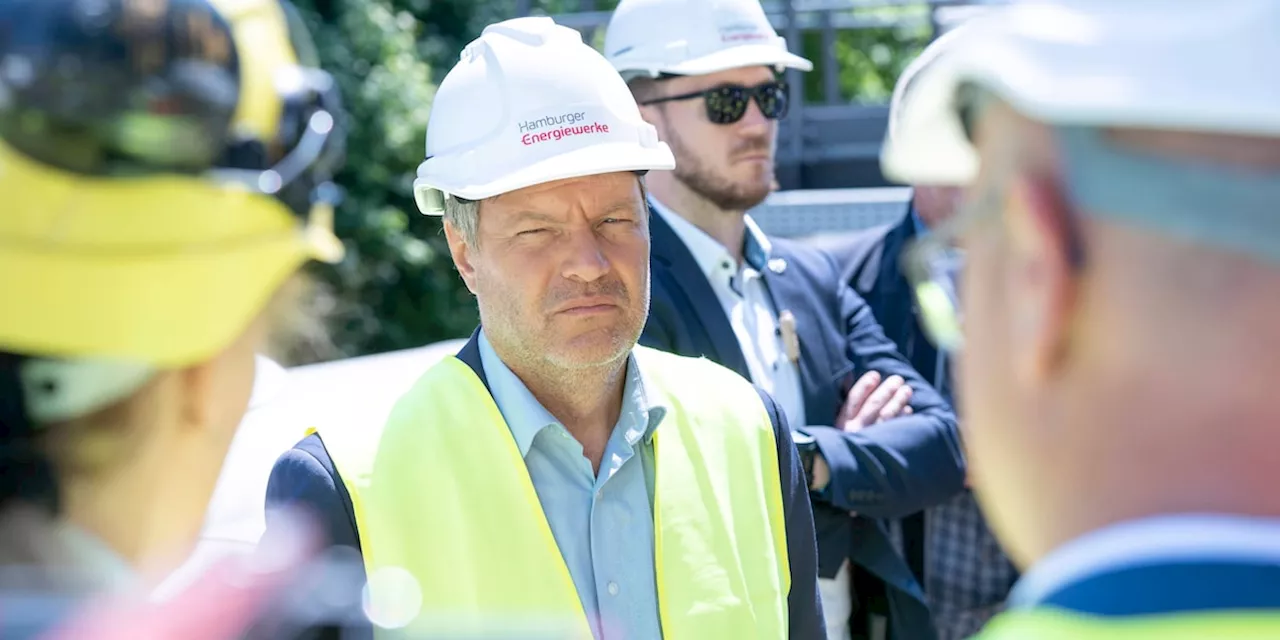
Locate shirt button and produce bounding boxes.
[607,582,619,596]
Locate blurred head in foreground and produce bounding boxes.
[886,0,1280,567]
[0,0,345,577]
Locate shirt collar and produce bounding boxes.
[649,198,771,275]
[477,330,665,457]
[1009,514,1280,608]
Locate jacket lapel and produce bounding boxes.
[649,206,752,378]
[757,240,840,424]
[455,328,490,391]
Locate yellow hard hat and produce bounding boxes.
[0,0,346,368]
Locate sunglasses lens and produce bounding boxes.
[755,83,789,120]
[703,87,750,124]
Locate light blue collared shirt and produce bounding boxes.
[478,331,666,640]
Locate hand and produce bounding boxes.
[837,371,913,432]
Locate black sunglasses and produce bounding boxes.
[639,81,790,125]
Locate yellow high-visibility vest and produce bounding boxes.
[975,608,1280,639]
[313,346,791,638]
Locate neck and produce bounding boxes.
[60,435,222,580]
[1031,383,1280,565]
[648,171,747,263]
[510,358,629,474]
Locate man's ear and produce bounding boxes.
[443,220,479,295]
[1006,174,1079,385]
[178,315,266,433]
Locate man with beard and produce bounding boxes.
[605,1,967,638]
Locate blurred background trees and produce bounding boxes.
[279,0,939,365]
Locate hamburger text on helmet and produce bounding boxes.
[518,110,611,146]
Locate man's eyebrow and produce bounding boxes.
[509,210,561,224]
[599,200,646,217]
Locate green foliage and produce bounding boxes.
[799,5,934,105]
[286,0,485,364]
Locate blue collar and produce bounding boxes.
[648,198,771,274]
[477,330,665,456]
[1011,514,1280,614]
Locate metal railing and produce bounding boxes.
[753,186,911,238]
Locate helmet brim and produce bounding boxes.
[414,140,676,215]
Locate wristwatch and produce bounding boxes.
[792,431,818,488]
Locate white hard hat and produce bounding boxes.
[881,0,1280,186]
[412,17,675,215]
[886,23,973,145]
[604,0,812,81]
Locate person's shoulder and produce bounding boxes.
[635,346,742,381]
[833,220,898,262]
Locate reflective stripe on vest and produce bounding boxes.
[312,345,790,638]
[975,608,1280,639]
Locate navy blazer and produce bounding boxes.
[643,208,966,639]
[264,330,826,639]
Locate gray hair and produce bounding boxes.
[442,194,481,247]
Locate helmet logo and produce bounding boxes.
[518,110,612,147]
[718,22,768,44]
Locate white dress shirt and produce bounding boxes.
[650,200,808,429]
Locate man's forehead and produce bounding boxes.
[1105,129,1280,170]
[483,173,643,216]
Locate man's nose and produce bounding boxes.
[737,97,772,133]
[560,227,611,283]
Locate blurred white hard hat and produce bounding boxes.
[413,16,675,215]
[604,0,812,82]
[881,0,1280,186]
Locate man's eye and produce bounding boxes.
[602,218,629,225]
[517,228,547,236]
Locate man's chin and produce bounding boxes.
[547,328,637,370]
[726,186,772,211]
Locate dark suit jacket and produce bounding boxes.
[643,208,966,639]
[264,330,826,639]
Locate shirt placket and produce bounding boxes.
[589,413,649,639]
[738,266,776,394]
